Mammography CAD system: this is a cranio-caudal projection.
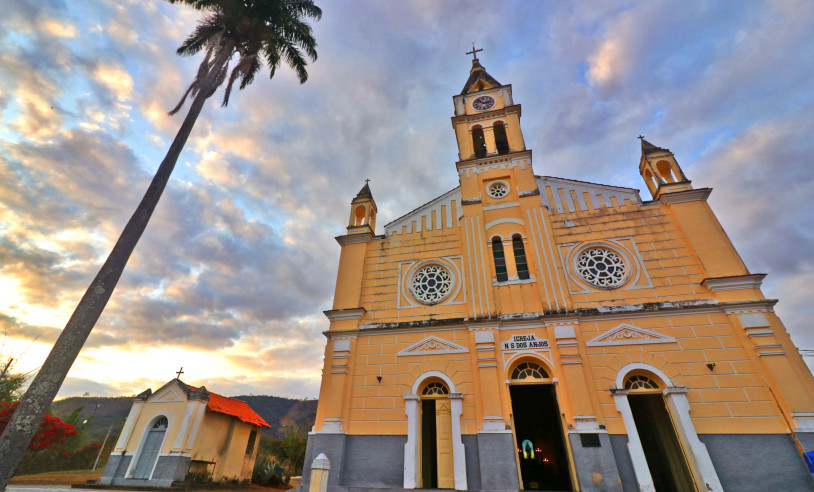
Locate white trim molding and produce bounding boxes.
[701,274,766,292]
[612,363,723,492]
[485,217,524,230]
[658,188,712,204]
[323,307,366,321]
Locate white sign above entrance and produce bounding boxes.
[502,334,549,351]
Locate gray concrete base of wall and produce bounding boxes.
[97,454,190,487]
[301,432,814,492]
[568,432,622,492]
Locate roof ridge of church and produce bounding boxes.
[536,175,640,193]
[383,185,460,229]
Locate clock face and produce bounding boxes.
[472,95,495,111]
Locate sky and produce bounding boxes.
[1,0,813,400]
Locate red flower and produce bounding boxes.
[0,401,76,450]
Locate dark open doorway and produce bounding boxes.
[629,394,696,492]
[421,399,438,488]
[510,384,572,491]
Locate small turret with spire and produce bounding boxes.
[638,136,692,199]
[347,179,377,233]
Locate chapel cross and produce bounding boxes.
[466,43,483,60]
[365,178,370,185]
[176,366,184,379]
[638,135,645,140]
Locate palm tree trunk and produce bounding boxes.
[0,41,234,489]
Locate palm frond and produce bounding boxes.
[222,54,261,107]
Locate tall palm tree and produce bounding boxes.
[0,0,321,485]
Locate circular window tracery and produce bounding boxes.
[422,381,449,396]
[488,182,508,199]
[411,264,453,305]
[576,247,627,288]
[625,375,659,391]
[152,417,168,429]
[511,362,548,380]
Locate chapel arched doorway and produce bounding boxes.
[133,416,168,479]
[508,361,572,491]
[625,373,697,492]
[419,380,454,489]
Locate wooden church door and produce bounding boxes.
[133,417,167,479]
[435,400,454,488]
[419,380,454,489]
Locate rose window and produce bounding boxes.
[576,247,627,288]
[488,182,508,198]
[411,265,453,304]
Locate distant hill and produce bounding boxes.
[49,395,318,442]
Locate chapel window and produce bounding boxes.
[492,238,508,282]
[494,122,510,154]
[152,417,168,429]
[472,125,487,158]
[512,235,530,280]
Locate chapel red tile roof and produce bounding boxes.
[188,384,270,428]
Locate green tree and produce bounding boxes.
[0,364,26,404]
[0,1,321,485]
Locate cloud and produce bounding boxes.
[39,18,77,38]
[2,0,814,400]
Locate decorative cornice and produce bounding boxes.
[335,231,374,245]
[721,299,778,314]
[701,274,766,291]
[658,188,712,204]
[518,188,540,197]
[324,307,366,321]
[461,197,482,205]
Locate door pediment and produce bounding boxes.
[586,324,676,346]
[398,336,468,356]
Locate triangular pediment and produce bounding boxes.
[586,324,676,346]
[398,336,468,356]
[151,385,185,403]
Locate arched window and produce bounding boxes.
[492,238,508,282]
[624,374,660,391]
[512,235,530,280]
[472,125,486,158]
[354,205,366,225]
[493,122,510,154]
[656,160,675,183]
[422,381,449,397]
[511,362,548,380]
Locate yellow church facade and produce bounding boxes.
[302,57,814,492]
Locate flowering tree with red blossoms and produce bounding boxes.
[0,402,75,450]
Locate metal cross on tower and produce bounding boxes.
[176,366,184,379]
[466,42,483,60]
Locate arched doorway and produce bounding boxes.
[508,361,572,491]
[624,373,697,492]
[419,380,454,489]
[132,416,168,479]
